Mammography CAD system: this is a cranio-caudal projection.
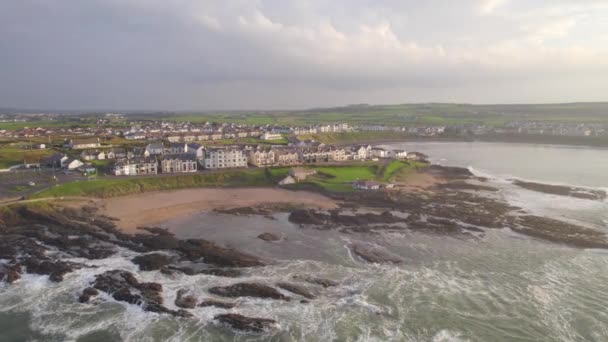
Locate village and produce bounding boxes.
[38,135,425,191]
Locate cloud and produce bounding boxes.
[0,0,607,110]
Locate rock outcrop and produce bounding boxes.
[215,313,277,333]
[209,283,290,301]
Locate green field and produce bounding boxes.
[293,160,426,192]
[127,102,608,127]
[0,146,55,169]
[198,137,288,146]
[33,168,289,198]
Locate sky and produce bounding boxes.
[1,0,608,111]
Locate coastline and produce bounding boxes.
[100,187,339,232]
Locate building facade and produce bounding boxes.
[203,148,248,169]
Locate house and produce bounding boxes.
[183,135,196,142]
[406,152,428,162]
[203,148,248,169]
[160,155,198,173]
[107,148,128,160]
[353,180,381,190]
[278,175,296,185]
[167,143,185,154]
[249,147,276,167]
[210,133,224,140]
[353,145,372,160]
[300,147,331,163]
[371,147,391,158]
[69,138,101,149]
[144,143,165,157]
[261,132,283,141]
[185,143,204,159]
[124,132,146,140]
[167,136,182,143]
[96,151,106,160]
[44,153,68,168]
[113,158,158,176]
[393,150,408,159]
[80,150,98,161]
[289,167,316,181]
[329,147,348,161]
[275,148,301,166]
[65,158,84,170]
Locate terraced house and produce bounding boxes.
[160,155,198,173]
[203,148,248,169]
[249,147,276,167]
[275,148,301,166]
[113,158,158,176]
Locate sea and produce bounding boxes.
[1,142,607,342]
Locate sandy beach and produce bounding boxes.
[101,188,338,232]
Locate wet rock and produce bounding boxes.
[0,263,21,284]
[288,209,329,226]
[199,299,237,309]
[215,313,277,333]
[513,215,608,249]
[276,282,315,299]
[513,180,607,201]
[175,289,197,309]
[257,232,282,242]
[22,258,76,282]
[132,253,174,271]
[167,266,243,278]
[292,275,338,288]
[350,244,403,264]
[137,227,174,236]
[78,287,99,303]
[177,239,264,267]
[209,283,290,301]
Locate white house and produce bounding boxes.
[69,138,101,149]
[392,150,408,159]
[203,148,248,169]
[65,158,84,170]
[353,145,372,160]
[261,132,283,141]
[371,147,392,158]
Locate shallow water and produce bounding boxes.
[2,142,608,341]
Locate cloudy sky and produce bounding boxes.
[1,0,608,110]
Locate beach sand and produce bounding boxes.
[100,187,338,232]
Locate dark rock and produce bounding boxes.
[175,289,197,309]
[513,180,607,201]
[168,266,243,278]
[209,283,290,301]
[0,264,21,284]
[288,209,329,225]
[22,258,76,282]
[293,275,338,288]
[276,282,315,299]
[199,299,237,309]
[257,232,282,242]
[215,313,277,333]
[137,227,174,236]
[177,239,264,267]
[350,244,403,264]
[78,287,99,303]
[132,253,174,271]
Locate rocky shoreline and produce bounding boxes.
[1,165,607,335]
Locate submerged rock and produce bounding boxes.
[215,313,277,333]
[349,244,403,264]
[78,287,99,303]
[257,232,282,242]
[22,258,77,282]
[276,282,315,299]
[292,275,338,288]
[175,289,198,309]
[209,283,290,301]
[0,263,21,284]
[199,299,237,309]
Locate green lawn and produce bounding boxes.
[33,168,289,198]
[0,146,55,169]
